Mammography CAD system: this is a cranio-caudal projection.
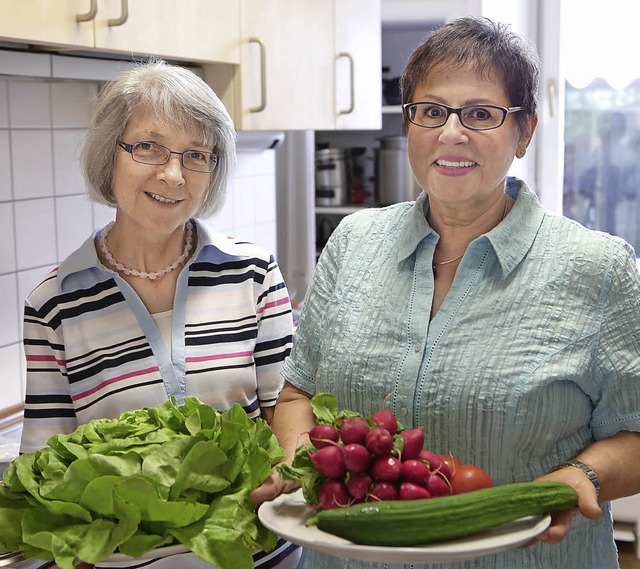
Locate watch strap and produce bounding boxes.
[551,460,600,497]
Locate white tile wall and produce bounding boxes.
[0,80,8,128]
[0,74,279,412]
[11,130,55,199]
[0,130,11,201]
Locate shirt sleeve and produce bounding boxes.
[20,296,78,454]
[254,255,293,408]
[591,241,640,439]
[281,221,346,395]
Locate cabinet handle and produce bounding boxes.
[76,0,98,22]
[108,0,129,26]
[337,52,355,115]
[249,37,267,113]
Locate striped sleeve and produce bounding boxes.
[21,287,77,454]
[254,255,293,408]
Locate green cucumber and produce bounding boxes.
[307,481,578,546]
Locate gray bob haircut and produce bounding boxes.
[81,59,236,218]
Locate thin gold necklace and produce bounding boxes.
[432,194,510,269]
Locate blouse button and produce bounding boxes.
[414,342,422,353]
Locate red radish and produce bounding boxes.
[398,482,431,500]
[418,449,442,469]
[346,472,373,500]
[427,472,453,497]
[371,409,398,435]
[308,424,340,449]
[370,455,402,482]
[419,450,453,480]
[317,479,351,509]
[339,417,370,445]
[343,443,371,473]
[369,482,398,501]
[400,427,425,460]
[400,459,431,488]
[308,445,346,479]
[365,427,394,457]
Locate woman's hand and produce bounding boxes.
[251,382,315,506]
[250,469,299,506]
[533,467,601,544]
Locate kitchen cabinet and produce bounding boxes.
[334,0,382,130]
[0,0,240,64]
[211,0,381,131]
[233,0,335,131]
[0,0,95,48]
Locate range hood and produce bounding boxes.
[236,131,285,150]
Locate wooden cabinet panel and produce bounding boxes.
[0,0,240,64]
[95,0,240,64]
[0,0,94,48]
[238,0,335,130]
[335,0,382,130]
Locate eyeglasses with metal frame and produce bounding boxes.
[117,140,218,173]
[403,102,523,131]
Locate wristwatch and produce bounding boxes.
[551,460,600,497]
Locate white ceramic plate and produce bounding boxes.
[258,489,551,563]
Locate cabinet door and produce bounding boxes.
[238,0,335,130]
[0,0,94,48]
[334,0,382,130]
[94,0,240,64]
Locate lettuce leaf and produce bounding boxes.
[0,398,285,569]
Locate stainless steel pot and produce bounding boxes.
[315,148,349,206]
[375,136,420,205]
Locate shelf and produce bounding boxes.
[382,105,402,114]
[316,204,377,216]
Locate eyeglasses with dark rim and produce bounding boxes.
[403,102,523,131]
[117,140,219,173]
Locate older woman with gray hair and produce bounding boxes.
[20,59,300,568]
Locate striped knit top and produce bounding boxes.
[20,219,293,455]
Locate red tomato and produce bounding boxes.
[437,454,462,479]
[449,464,494,494]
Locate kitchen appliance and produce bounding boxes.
[315,147,349,206]
[375,135,420,205]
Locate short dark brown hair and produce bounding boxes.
[400,17,541,134]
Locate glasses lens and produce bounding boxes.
[132,142,170,165]
[183,151,218,173]
[460,106,505,130]
[408,103,449,128]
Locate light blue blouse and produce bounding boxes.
[281,178,640,569]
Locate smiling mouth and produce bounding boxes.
[436,159,477,168]
[146,192,181,204]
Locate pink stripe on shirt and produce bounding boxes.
[26,354,66,366]
[256,296,290,315]
[73,366,160,401]
[187,351,252,363]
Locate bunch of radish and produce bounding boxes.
[277,394,493,510]
[305,409,462,509]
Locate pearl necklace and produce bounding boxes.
[99,221,194,280]
[433,194,510,269]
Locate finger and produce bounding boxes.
[536,509,577,544]
[250,476,280,505]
